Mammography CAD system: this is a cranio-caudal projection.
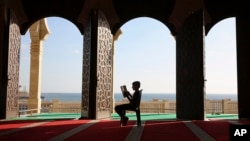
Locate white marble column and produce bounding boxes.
[28,19,50,113]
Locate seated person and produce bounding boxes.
[115,81,141,126]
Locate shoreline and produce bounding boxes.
[40,93,238,102]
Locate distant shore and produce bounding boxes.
[41,93,238,102]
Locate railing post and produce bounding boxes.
[222,99,230,114]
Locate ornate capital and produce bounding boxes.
[29,18,50,41]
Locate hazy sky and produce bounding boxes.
[19,17,237,94]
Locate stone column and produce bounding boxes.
[111,29,122,113]
[81,11,97,119]
[236,15,250,119]
[0,0,8,119]
[28,19,50,113]
[80,10,113,119]
[176,10,205,120]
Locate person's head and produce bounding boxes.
[132,81,140,91]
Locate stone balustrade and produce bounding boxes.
[19,98,238,115]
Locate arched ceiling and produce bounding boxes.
[204,0,248,34]
[9,0,245,36]
[20,0,85,34]
[112,0,175,34]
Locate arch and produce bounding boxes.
[112,0,176,35]
[113,16,176,94]
[20,17,83,93]
[205,17,237,94]
[205,16,236,35]
[205,17,237,115]
[19,0,85,35]
[0,0,249,121]
[203,0,239,35]
[19,17,83,114]
[114,16,176,37]
[20,16,83,35]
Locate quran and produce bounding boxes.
[120,85,128,97]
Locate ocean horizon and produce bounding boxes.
[41,92,238,102]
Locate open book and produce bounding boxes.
[120,85,128,97]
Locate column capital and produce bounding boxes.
[113,29,122,41]
[29,18,50,41]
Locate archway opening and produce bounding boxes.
[19,17,83,116]
[113,17,176,118]
[205,17,238,119]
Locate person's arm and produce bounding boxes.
[124,91,133,102]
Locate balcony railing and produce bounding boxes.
[18,98,238,116]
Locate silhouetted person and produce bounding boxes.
[115,81,141,126]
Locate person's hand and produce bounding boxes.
[124,91,130,96]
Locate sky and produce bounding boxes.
[19,17,237,94]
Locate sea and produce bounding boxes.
[41,93,238,102]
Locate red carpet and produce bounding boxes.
[0,120,44,132]
[65,120,136,141]
[1,119,242,141]
[141,121,200,141]
[0,119,90,141]
[237,119,250,124]
[193,120,230,141]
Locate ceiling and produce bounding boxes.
[10,0,246,35]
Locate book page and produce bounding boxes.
[120,85,127,97]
